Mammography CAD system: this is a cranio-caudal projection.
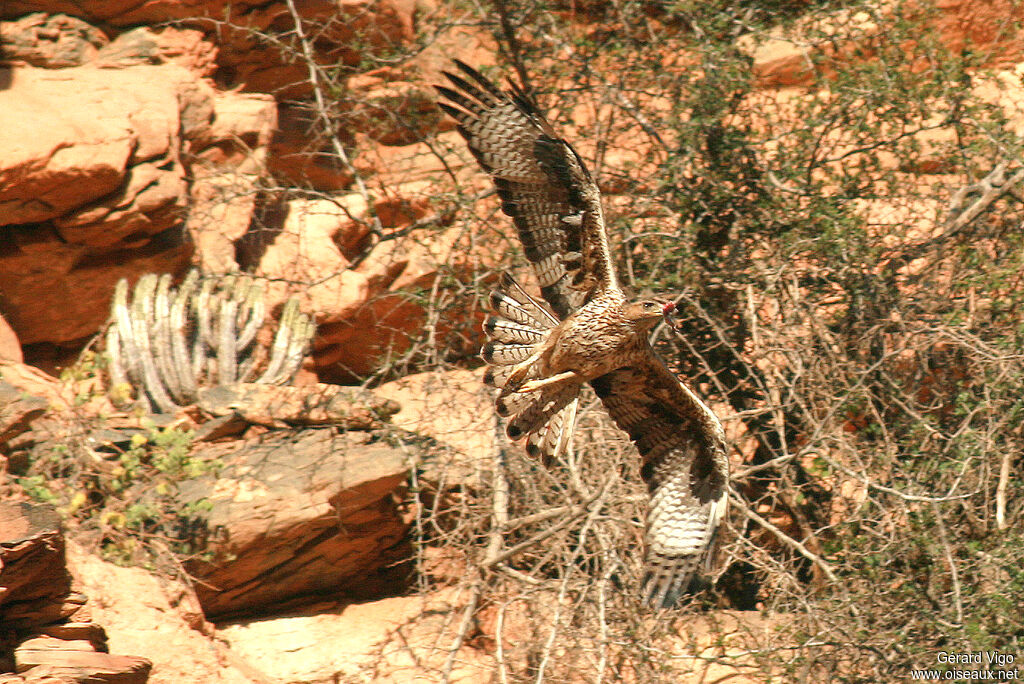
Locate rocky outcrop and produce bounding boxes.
[0,10,277,356]
[0,318,21,363]
[0,357,498,680]
[0,63,197,347]
[375,368,496,486]
[2,0,430,95]
[0,1,488,377]
[195,383,399,429]
[0,502,152,683]
[0,503,72,631]
[0,62,280,352]
[187,89,276,273]
[177,427,413,620]
[0,382,46,448]
[0,13,107,67]
[64,542,251,684]
[0,64,208,227]
[216,589,489,683]
[1,334,422,627]
[240,193,480,382]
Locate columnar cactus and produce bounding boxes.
[105,270,316,412]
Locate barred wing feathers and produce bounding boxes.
[591,357,730,608]
[436,60,618,319]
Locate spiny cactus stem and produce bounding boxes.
[105,324,129,401]
[130,274,176,413]
[236,280,265,353]
[278,314,317,384]
[258,297,299,384]
[237,355,258,384]
[153,273,185,404]
[170,270,199,397]
[106,271,315,411]
[111,278,142,391]
[193,278,215,382]
[217,297,239,385]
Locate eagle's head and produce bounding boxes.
[626,298,677,332]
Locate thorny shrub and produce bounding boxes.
[412,1,1024,681]
[15,353,221,569]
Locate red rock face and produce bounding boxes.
[0,0,483,376]
[0,315,23,363]
[742,0,1024,89]
[0,502,153,683]
[0,65,202,346]
[0,13,109,67]
[0,56,275,350]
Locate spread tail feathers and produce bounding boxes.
[641,552,700,609]
[482,273,557,394]
[526,397,579,465]
[483,274,580,454]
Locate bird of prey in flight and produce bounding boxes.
[436,61,730,608]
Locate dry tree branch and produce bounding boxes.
[482,482,616,570]
[729,490,839,584]
[440,422,511,682]
[930,501,964,627]
[492,0,533,95]
[594,554,618,684]
[882,162,1024,276]
[440,581,484,683]
[996,448,1012,530]
[346,190,494,269]
[494,598,512,684]
[579,60,669,153]
[813,450,976,504]
[499,493,644,531]
[534,481,613,684]
[282,0,382,239]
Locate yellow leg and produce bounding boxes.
[517,370,581,393]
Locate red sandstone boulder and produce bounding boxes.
[0,13,108,67]
[176,428,412,620]
[0,503,153,683]
[0,64,207,346]
[187,90,278,273]
[0,317,21,363]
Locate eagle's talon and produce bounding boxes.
[517,379,545,393]
[516,370,581,394]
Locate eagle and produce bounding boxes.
[435,61,730,608]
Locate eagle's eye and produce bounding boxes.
[644,302,658,311]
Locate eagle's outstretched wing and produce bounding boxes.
[591,356,730,608]
[435,60,618,319]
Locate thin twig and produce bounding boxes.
[815,450,976,503]
[882,163,1024,276]
[729,491,839,583]
[930,501,964,626]
[534,482,612,683]
[996,448,1012,531]
[283,0,382,238]
[441,418,511,681]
